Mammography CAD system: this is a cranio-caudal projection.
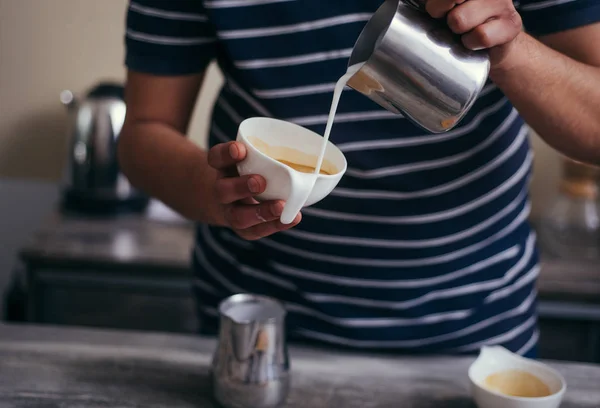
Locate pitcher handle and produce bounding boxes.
[402,0,427,12]
[280,172,317,225]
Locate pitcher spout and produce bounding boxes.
[474,345,522,369]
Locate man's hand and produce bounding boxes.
[424,0,523,67]
[207,141,302,240]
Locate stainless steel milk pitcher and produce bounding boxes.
[211,294,290,408]
[347,0,490,133]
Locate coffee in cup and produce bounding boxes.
[236,118,347,224]
[248,136,337,176]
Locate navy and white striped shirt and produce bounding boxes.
[125,0,600,356]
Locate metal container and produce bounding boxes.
[347,0,491,133]
[60,82,149,214]
[211,294,290,408]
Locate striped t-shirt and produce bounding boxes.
[125,0,600,356]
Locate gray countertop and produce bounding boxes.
[19,205,194,272]
[0,323,599,407]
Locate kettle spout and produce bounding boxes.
[60,90,77,109]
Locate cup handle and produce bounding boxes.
[280,172,317,225]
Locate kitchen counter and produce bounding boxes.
[19,207,194,274]
[13,209,198,333]
[5,181,197,333]
[536,253,600,303]
[6,180,600,363]
[0,323,599,407]
[18,209,600,303]
[0,179,60,319]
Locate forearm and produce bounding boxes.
[490,32,600,163]
[118,121,224,225]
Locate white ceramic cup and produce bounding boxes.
[235,117,347,225]
[468,346,566,408]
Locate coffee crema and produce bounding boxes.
[484,370,551,398]
[248,136,338,175]
[277,159,332,175]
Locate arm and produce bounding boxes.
[118,70,223,223]
[119,71,299,238]
[120,0,299,238]
[425,0,600,164]
[121,0,221,222]
[490,26,600,164]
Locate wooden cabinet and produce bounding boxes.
[26,267,198,334]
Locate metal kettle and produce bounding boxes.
[60,82,148,214]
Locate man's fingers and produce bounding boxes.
[240,197,260,205]
[207,141,247,170]
[214,175,266,204]
[425,0,466,19]
[238,212,302,241]
[462,16,522,50]
[446,0,506,34]
[225,200,285,230]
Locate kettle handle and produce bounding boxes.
[87,83,125,100]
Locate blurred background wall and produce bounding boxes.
[0,0,560,218]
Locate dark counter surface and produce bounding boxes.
[19,208,194,274]
[0,323,599,407]
[536,256,600,303]
[19,209,600,303]
[0,179,60,319]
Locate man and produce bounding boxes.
[119,0,600,357]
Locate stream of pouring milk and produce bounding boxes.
[313,62,365,175]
